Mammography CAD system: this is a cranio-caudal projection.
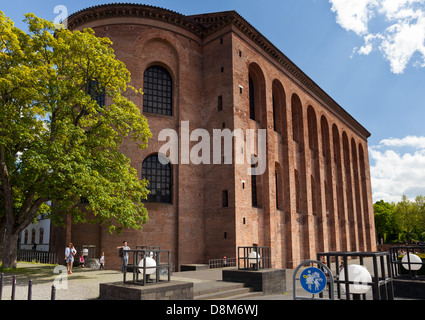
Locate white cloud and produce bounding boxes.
[369,136,425,202]
[329,0,378,35]
[379,135,425,148]
[329,0,425,73]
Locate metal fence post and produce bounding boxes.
[0,273,3,300]
[11,275,16,300]
[28,280,32,300]
[51,285,56,300]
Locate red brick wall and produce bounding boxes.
[57,5,376,270]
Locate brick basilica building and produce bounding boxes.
[51,3,376,270]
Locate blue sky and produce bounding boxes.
[2,0,425,203]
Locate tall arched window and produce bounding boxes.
[88,79,105,107]
[31,229,36,244]
[295,170,301,213]
[249,76,256,121]
[143,66,173,116]
[39,228,44,244]
[142,155,172,204]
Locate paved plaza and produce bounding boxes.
[0,258,420,300]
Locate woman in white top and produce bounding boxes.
[65,242,77,274]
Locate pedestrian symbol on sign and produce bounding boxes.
[300,267,327,294]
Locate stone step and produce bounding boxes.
[194,286,256,300]
[194,282,246,297]
[217,291,264,300]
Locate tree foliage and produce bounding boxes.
[0,12,151,268]
[374,195,425,243]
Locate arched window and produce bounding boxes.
[143,66,173,116]
[39,228,44,244]
[142,155,172,204]
[88,79,105,107]
[31,229,36,244]
[272,80,286,135]
[248,63,266,126]
[24,230,28,244]
[249,76,256,120]
[250,156,259,208]
[295,170,301,213]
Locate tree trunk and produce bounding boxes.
[1,227,19,269]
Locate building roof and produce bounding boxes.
[67,3,371,139]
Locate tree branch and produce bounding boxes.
[17,196,50,233]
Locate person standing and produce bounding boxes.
[117,241,130,273]
[65,242,77,274]
[99,252,105,270]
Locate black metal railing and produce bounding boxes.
[237,246,270,270]
[17,250,58,265]
[390,246,425,279]
[209,257,236,269]
[123,248,171,286]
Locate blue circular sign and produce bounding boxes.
[300,267,327,294]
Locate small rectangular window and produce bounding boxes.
[222,190,228,207]
[218,95,223,111]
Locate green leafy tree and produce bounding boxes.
[394,195,421,242]
[0,12,151,268]
[373,200,396,243]
[414,195,425,234]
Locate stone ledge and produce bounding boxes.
[393,278,425,299]
[222,268,286,295]
[99,281,193,300]
[180,264,209,271]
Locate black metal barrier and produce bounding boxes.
[389,246,425,279]
[123,248,171,286]
[317,251,394,300]
[238,246,270,270]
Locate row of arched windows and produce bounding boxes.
[139,62,370,234]
[23,228,44,245]
[248,63,369,225]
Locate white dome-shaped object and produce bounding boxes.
[248,251,261,264]
[138,257,157,275]
[339,265,372,294]
[402,253,422,271]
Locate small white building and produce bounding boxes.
[19,214,51,252]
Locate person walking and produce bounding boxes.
[65,242,77,274]
[117,241,130,273]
